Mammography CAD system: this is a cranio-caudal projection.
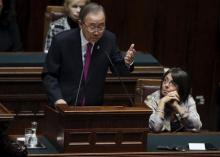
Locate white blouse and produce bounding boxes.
[145,90,202,132]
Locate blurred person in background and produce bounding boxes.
[0,0,22,51]
[44,0,90,53]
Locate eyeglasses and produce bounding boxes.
[163,78,176,87]
[82,22,105,33]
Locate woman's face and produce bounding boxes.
[65,0,88,22]
[161,73,178,96]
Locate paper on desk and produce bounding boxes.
[188,143,205,150]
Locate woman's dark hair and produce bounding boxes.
[0,0,16,28]
[79,2,105,22]
[161,67,191,103]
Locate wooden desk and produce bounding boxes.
[28,151,220,157]
[25,132,220,157]
[0,102,14,121]
[0,103,14,134]
[44,105,150,153]
[147,132,220,152]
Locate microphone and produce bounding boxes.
[98,45,134,106]
[74,58,86,106]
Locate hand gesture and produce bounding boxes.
[124,43,136,65]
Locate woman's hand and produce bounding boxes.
[161,91,180,104]
[156,91,180,117]
[162,91,187,116]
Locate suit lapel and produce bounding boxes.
[85,41,103,82]
[69,29,83,78]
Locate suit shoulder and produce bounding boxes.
[103,30,116,39]
[54,28,80,42]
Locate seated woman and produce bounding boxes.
[44,0,90,53]
[144,67,202,132]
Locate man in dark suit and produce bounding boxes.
[42,2,135,108]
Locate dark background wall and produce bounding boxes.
[14,0,220,130]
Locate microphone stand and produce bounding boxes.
[101,47,134,106]
[73,61,85,109]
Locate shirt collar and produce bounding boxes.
[80,29,88,47]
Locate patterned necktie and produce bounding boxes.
[83,43,92,80]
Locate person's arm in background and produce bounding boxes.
[44,18,68,54]
[10,20,22,51]
[44,23,55,53]
[1,0,22,51]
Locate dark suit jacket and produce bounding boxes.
[42,28,132,106]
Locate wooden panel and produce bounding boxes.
[21,131,220,156]
[135,79,161,106]
[63,128,147,153]
[44,106,150,153]
[28,152,220,157]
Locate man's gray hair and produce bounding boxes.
[79,2,105,22]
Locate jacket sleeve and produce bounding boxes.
[180,97,202,131]
[42,37,63,106]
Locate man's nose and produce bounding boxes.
[93,30,99,35]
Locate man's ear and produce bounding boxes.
[78,20,83,28]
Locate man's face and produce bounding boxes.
[65,0,87,22]
[80,10,105,43]
[0,0,3,15]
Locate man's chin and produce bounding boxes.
[90,38,99,43]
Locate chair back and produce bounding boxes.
[135,79,161,107]
[43,6,66,43]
